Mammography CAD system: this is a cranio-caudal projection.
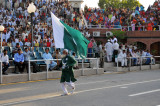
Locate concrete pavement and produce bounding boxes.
[0,70,160,106]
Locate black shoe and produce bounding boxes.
[38,70,42,72]
[13,71,20,74]
[33,71,37,73]
[49,68,52,71]
[3,72,8,75]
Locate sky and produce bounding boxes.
[82,0,155,10]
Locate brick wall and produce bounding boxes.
[88,29,160,52]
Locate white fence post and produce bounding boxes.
[140,57,142,70]
[129,57,131,71]
[96,58,98,74]
[117,58,118,72]
[0,61,2,84]
[28,60,31,81]
[45,60,50,80]
[82,59,84,76]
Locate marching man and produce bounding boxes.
[60,49,77,96]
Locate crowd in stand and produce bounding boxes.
[84,0,160,31]
[0,0,90,48]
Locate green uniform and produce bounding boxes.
[60,55,77,83]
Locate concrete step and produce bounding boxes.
[104,62,115,68]
[104,67,117,72]
[1,68,104,84]
[104,64,160,72]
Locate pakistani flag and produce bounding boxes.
[51,12,89,58]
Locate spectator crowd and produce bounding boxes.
[84,0,160,31]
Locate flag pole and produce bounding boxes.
[54,46,59,69]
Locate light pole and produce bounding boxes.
[27,2,36,47]
[0,25,4,84]
[0,25,4,53]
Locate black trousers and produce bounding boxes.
[2,62,10,73]
[100,58,104,68]
[113,50,118,62]
[14,62,25,73]
[24,61,40,73]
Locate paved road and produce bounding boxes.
[0,70,160,106]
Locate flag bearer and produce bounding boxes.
[60,49,77,96]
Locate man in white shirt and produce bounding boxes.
[43,48,57,71]
[22,31,28,41]
[5,30,11,42]
[0,49,10,75]
[117,50,127,67]
[25,41,31,47]
[113,36,118,43]
[112,41,119,62]
[105,40,113,62]
[131,50,138,66]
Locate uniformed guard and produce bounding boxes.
[60,49,77,96]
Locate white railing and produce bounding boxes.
[0,58,99,84]
[27,58,99,81]
[88,25,160,31]
[88,25,122,30]
[116,56,155,71]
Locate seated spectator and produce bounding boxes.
[12,39,16,48]
[117,49,127,67]
[7,40,12,47]
[145,50,155,65]
[19,39,23,47]
[43,48,57,71]
[14,49,25,74]
[12,43,21,57]
[23,48,41,73]
[34,40,39,47]
[47,40,51,47]
[52,49,62,70]
[72,52,79,69]
[39,39,44,47]
[131,50,138,66]
[51,40,55,48]
[2,39,7,46]
[0,49,10,75]
[24,40,31,47]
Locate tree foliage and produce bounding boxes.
[98,0,142,9]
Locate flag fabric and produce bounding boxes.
[51,12,89,58]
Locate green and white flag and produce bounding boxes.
[51,12,89,58]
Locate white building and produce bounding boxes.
[68,0,84,12]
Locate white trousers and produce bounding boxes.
[61,81,75,94]
[119,59,127,66]
[107,55,112,62]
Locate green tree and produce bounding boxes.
[98,0,142,9]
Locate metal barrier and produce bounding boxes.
[116,56,155,72]
[0,58,99,84]
[88,25,160,31]
[88,25,122,30]
[28,58,99,81]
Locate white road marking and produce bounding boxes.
[120,87,128,88]
[76,80,109,85]
[129,89,160,97]
[1,78,160,106]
